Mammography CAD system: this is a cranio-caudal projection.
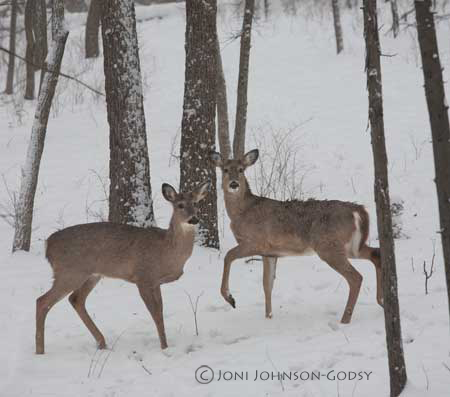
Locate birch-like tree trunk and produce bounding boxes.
[415,0,450,327]
[4,0,18,94]
[215,36,231,160]
[180,0,219,248]
[332,0,344,54]
[13,1,69,252]
[85,0,101,58]
[233,0,254,158]
[363,1,407,396]
[102,0,155,227]
[24,0,35,100]
[390,0,399,38]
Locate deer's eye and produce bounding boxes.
[224,168,229,173]
[178,203,185,209]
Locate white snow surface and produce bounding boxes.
[1,2,450,396]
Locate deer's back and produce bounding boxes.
[46,222,166,282]
[231,198,367,256]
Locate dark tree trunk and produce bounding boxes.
[233,0,254,158]
[390,0,399,38]
[415,0,450,327]
[5,0,18,94]
[363,1,407,396]
[24,0,35,99]
[13,1,68,252]
[215,36,231,160]
[85,0,101,58]
[332,0,344,54]
[102,0,155,227]
[264,0,269,20]
[33,0,47,70]
[180,0,219,249]
[64,0,87,12]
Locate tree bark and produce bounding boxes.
[5,0,18,94]
[264,0,269,20]
[102,0,155,227]
[33,0,48,70]
[233,0,254,159]
[180,0,219,249]
[85,0,101,58]
[13,2,69,252]
[415,0,450,328]
[390,0,399,38]
[24,0,35,99]
[64,0,87,12]
[215,36,231,160]
[332,0,344,54]
[363,1,407,396]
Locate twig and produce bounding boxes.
[266,347,285,392]
[97,329,127,378]
[184,290,204,336]
[0,45,105,97]
[141,364,152,376]
[421,364,429,391]
[423,240,436,295]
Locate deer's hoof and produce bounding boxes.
[266,312,273,319]
[98,340,107,350]
[36,348,44,355]
[227,294,236,308]
[377,297,384,308]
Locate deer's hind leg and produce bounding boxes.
[69,275,105,349]
[317,247,362,324]
[263,256,277,319]
[357,244,383,307]
[36,272,88,354]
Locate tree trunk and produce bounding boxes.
[215,36,231,160]
[24,0,35,100]
[390,0,399,38]
[363,1,407,396]
[13,3,69,252]
[415,0,450,327]
[64,0,87,12]
[233,0,254,158]
[102,0,155,227]
[180,0,219,249]
[332,0,344,54]
[33,0,48,70]
[85,0,101,58]
[5,0,18,94]
[264,0,269,20]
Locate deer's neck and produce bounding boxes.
[167,217,195,251]
[223,177,256,220]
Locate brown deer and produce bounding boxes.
[36,182,209,354]
[211,149,382,324]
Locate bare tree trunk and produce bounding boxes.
[5,0,18,94]
[102,0,155,227]
[233,0,254,158]
[363,1,407,396]
[24,0,35,99]
[180,0,219,249]
[33,0,47,70]
[332,0,344,54]
[64,0,87,12]
[390,0,399,37]
[415,0,450,327]
[264,0,269,20]
[215,36,231,160]
[13,1,69,252]
[85,0,101,58]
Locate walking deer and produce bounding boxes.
[36,182,209,354]
[211,149,382,324]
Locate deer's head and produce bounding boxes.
[210,149,259,194]
[162,182,209,225]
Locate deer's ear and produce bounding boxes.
[210,151,223,167]
[243,149,259,167]
[162,183,177,202]
[192,181,209,202]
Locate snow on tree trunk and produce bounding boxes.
[13,14,69,252]
[101,0,155,227]
[85,0,101,58]
[233,0,255,159]
[4,0,18,95]
[415,0,450,328]
[180,0,219,249]
[363,1,407,396]
[215,36,231,160]
[332,0,344,54]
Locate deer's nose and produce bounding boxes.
[188,216,199,225]
[229,181,239,189]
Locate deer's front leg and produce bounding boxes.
[263,256,277,319]
[138,284,168,349]
[222,245,257,308]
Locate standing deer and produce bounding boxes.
[211,149,382,323]
[36,182,209,354]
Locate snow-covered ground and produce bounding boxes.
[1,1,450,396]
